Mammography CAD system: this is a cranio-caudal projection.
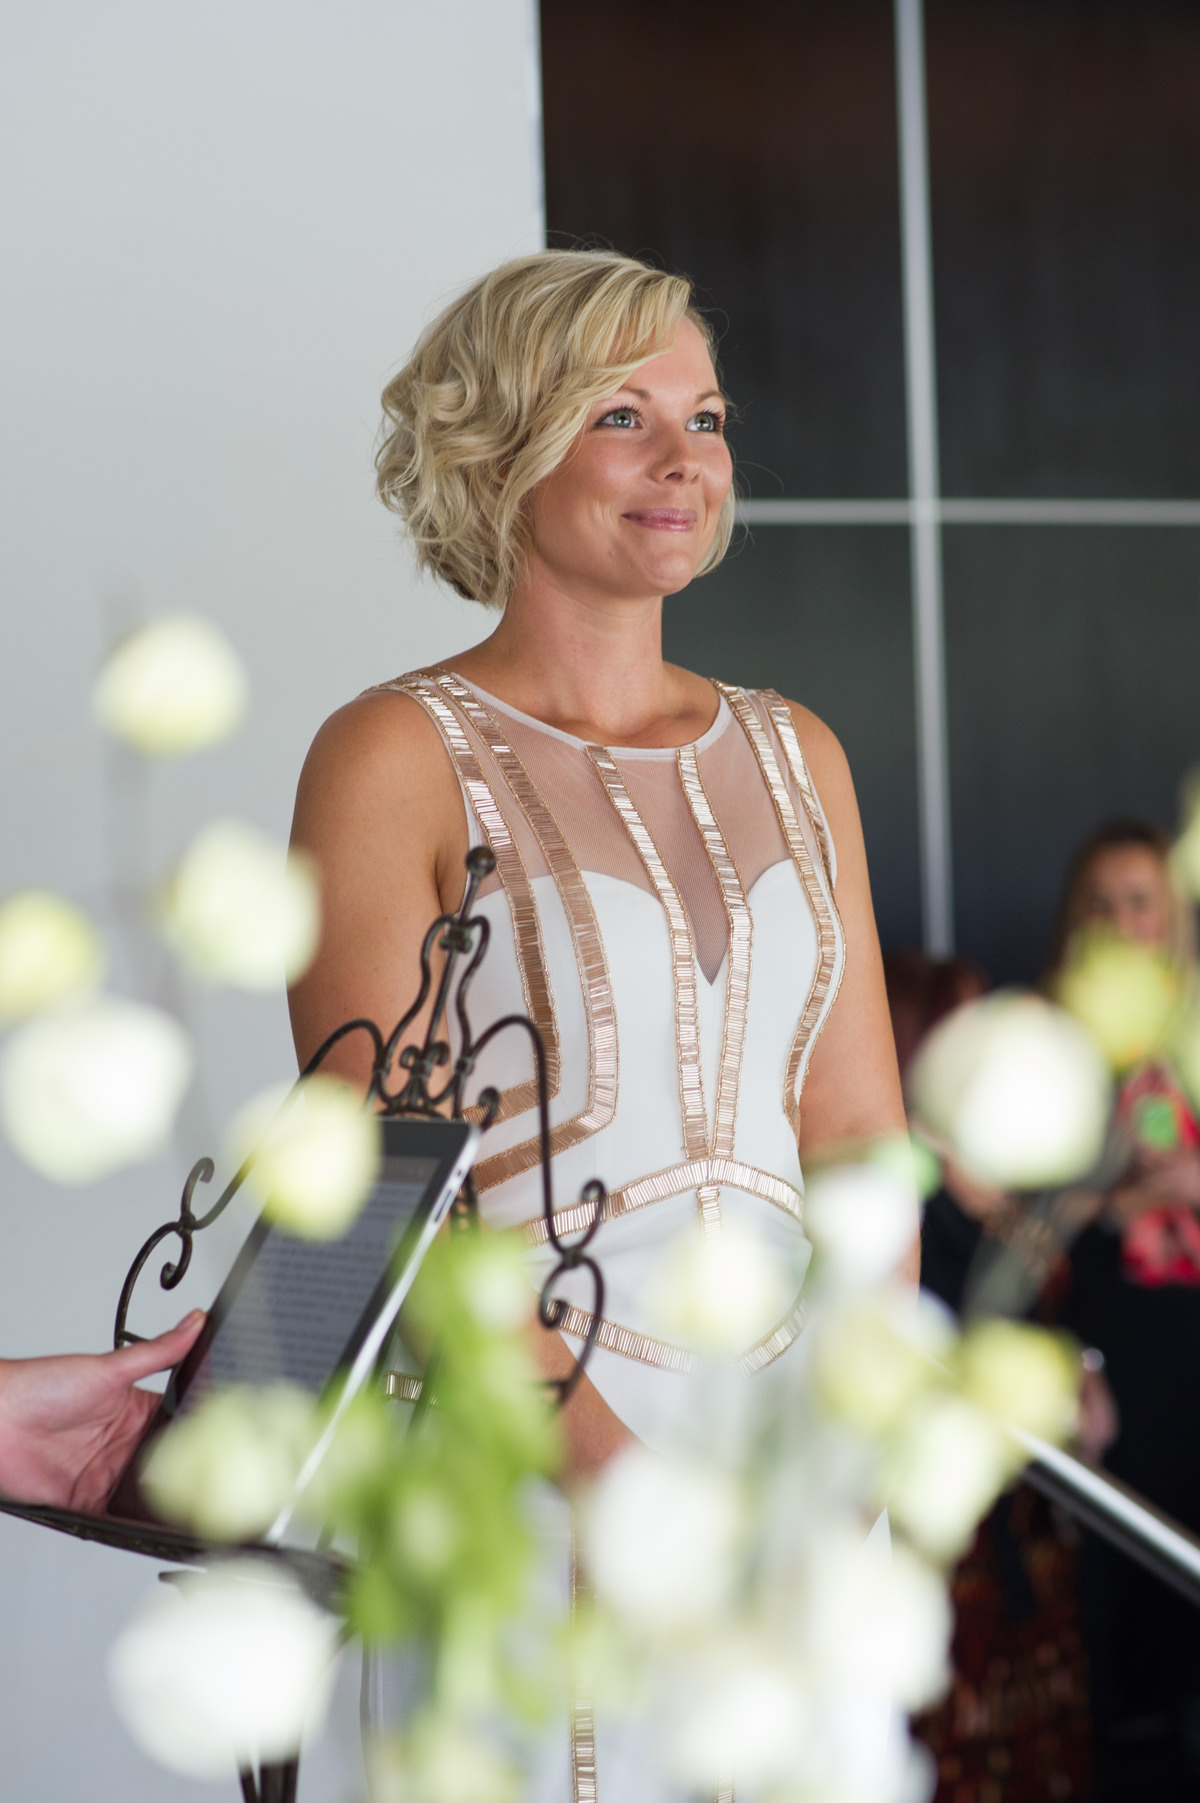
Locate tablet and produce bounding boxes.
[107,1113,479,1540]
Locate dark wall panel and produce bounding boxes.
[946,526,1200,984]
[927,0,1200,498]
[541,0,908,499]
[663,528,921,954]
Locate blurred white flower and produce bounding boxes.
[805,1162,919,1289]
[1055,930,1177,1071]
[230,1076,381,1238]
[457,1235,535,1333]
[94,615,248,757]
[885,1393,1015,1560]
[0,891,106,1022]
[109,1558,338,1778]
[666,1642,807,1790]
[0,997,191,1182]
[142,1384,317,1541]
[160,818,320,989]
[649,1217,792,1353]
[957,1319,1078,1444]
[803,1531,951,1713]
[814,1289,953,1436]
[910,992,1110,1188]
[582,1447,743,1630]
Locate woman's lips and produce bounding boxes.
[621,508,697,532]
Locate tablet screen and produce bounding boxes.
[192,1153,440,1399]
[107,1115,477,1527]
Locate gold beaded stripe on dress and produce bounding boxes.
[375,675,560,1126]
[762,690,835,890]
[677,741,754,1231]
[715,684,845,1134]
[430,671,621,1192]
[524,1155,803,1244]
[554,1294,809,1378]
[383,672,619,1190]
[570,1536,599,1803]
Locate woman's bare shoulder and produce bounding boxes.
[297,686,453,800]
[777,697,853,798]
[291,684,464,866]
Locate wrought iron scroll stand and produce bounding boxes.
[0,848,607,1803]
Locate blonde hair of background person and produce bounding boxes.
[288,248,913,1489]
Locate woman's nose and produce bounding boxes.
[651,425,700,482]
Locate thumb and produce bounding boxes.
[114,1310,206,1380]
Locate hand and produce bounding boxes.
[0,1312,205,1515]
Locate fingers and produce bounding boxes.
[112,1310,205,1381]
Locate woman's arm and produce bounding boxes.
[785,701,919,1284]
[288,691,631,1482]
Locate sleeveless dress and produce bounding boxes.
[370,667,846,1802]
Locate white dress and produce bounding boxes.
[372,667,847,1802]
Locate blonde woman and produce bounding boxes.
[288,249,912,1799]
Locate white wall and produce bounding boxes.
[0,3,543,1795]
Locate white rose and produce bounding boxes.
[94,614,248,757]
[0,997,192,1182]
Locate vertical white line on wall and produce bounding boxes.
[895,0,954,955]
[525,0,547,247]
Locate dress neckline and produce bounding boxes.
[440,671,732,760]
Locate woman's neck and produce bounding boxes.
[443,573,714,748]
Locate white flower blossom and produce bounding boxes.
[814,1289,953,1435]
[885,1392,1015,1559]
[910,992,1110,1188]
[109,1559,338,1778]
[160,817,320,989]
[93,615,248,757]
[649,1217,793,1353]
[582,1447,743,1630]
[804,1162,920,1288]
[802,1531,951,1713]
[142,1384,317,1541]
[664,1641,808,1790]
[957,1318,1079,1443]
[0,997,191,1182]
[0,891,106,1021]
[229,1076,381,1238]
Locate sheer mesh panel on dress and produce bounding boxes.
[447,682,832,988]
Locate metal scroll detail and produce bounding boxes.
[114,846,607,1406]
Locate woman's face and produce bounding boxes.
[1078,844,1173,949]
[527,318,733,607]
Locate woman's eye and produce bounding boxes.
[689,410,725,434]
[599,405,639,428]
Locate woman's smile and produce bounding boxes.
[621,507,697,532]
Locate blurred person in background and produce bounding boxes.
[887,951,1104,1803]
[1049,820,1200,1801]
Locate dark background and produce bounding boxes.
[540,0,1200,984]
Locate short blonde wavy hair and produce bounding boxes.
[376,249,735,610]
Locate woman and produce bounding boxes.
[1049,819,1200,1800]
[288,249,912,1799]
